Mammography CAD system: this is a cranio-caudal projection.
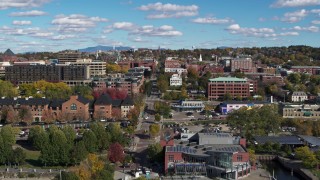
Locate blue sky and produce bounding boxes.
[0,0,320,53]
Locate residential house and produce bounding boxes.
[94,94,113,120]
[170,74,182,86]
[61,95,90,121]
[290,91,308,102]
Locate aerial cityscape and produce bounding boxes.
[1,0,320,180]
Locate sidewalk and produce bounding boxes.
[245,168,271,180]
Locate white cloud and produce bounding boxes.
[0,0,51,10]
[51,35,77,40]
[310,9,320,13]
[12,20,32,26]
[292,25,319,32]
[312,20,320,24]
[52,14,108,33]
[128,36,149,43]
[103,22,182,37]
[9,10,47,17]
[112,22,135,30]
[138,2,198,19]
[192,17,233,24]
[226,24,298,38]
[281,9,308,23]
[93,37,123,46]
[271,0,320,8]
[131,25,183,37]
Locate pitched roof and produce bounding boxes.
[121,96,134,106]
[112,99,122,107]
[18,98,50,106]
[95,94,112,105]
[77,96,90,104]
[292,91,307,96]
[49,99,66,108]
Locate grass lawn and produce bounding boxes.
[14,144,41,167]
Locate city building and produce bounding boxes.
[5,64,90,84]
[93,94,113,120]
[117,59,157,73]
[61,95,90,121]
[171,100,205,112]
[290,91,308,102]
[164,68,187,74]
[58,50,81,64]
[208,77,257,100]
[120,96,134,118]
[0,62,11,77]
[261,75,284,86]
[220,101,271,115]
[290,66,320,75]
[163,132,250,179]
[67,59,106,77]
[280,103,320,119]
[165,59,181,68]
[231,58,254,73]
[170,74,182,86]
[93,69,144,95]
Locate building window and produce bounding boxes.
[168,155,174,162]
[237,155,243,161]
[70,103,77,110]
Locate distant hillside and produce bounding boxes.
[78,45,132,52]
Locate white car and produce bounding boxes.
[19,131,25,135]
[0,124,3,127]
[100,119,106,122]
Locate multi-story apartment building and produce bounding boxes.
[261,75,284,86]
[208,77,257,100]
[5,64,90,84]
[170,74,182,86]
[67,59,106,77]
[165,59,181,68]
[58,50,81,64]
[163,132,250,179]
[117,59,157,72]
[0,94,135,122]
[231,58,254,73]
[290,66,320,75]
[93,68,144,95]
[0,62,11,77]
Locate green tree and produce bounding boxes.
[28,126,49,151]
[82,130,98,153]
[247,149,256,166]
[149,124,160,138]
[60,171,79,180]
[72,86,93,100]
[71,141,88,165]
[155,114,161,122]
[147,143,163,162]
[295,146,317,168]
[90,123,110,151]
[287,73,301,84]
[12,147,26,166]
[0,80,18,97]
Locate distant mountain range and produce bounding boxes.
[78,45,132,52]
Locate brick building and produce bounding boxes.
[117,59,157,73]
[61,95,90,121]
[165,59,181,68]
[163,132,250,179]
[93,94,113,120]
[5,64,90,84]
[231,58,254,73]
[290,66,320,75]
[208,77,257,100]
[58,50,81,64]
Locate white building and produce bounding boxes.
[0,62,11,77]
[291,91,308,102]
[170,74,182,86]
[67,59,106,77]
[164,68,187,74]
